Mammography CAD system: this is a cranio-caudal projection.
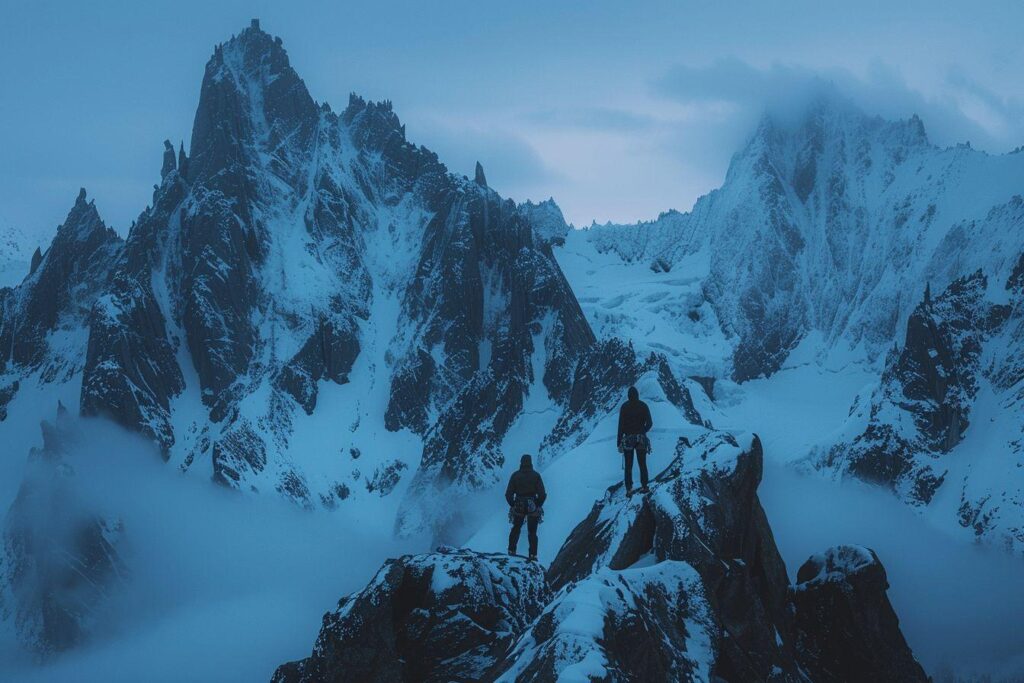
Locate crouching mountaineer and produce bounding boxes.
[505,454,546,561]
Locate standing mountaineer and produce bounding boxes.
[505,454,546,561]
[618,386,653,495]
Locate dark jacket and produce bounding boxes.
[505,465,547,507]
[617,387,653,445]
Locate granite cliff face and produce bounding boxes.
[57,22,614,530]
[0,191,122,418]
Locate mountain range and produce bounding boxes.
[1,19,1021,680]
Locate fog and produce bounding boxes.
[2,416,1022,681]
[762,462,1024,681]
[0,418,426,682]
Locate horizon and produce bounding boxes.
[2,1,1023,241]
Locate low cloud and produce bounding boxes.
[0,417,423,682]
[655,57,1024,153]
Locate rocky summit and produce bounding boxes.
[280,434,926,681]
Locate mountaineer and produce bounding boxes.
[505,454,546,561]
[618,386,653,494]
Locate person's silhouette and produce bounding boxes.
[505,454,546,561]
[617,386,653,494]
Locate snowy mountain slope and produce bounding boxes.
[0,191,122,427]
[559,96,1024,555]
[580,95,1024,381]
[0,20,707,565]
[814,244,1024,554]
[57,21,611,536]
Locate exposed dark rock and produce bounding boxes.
[80,176,187,454]
[474,161,487,187]
[391,182,596,536]
[366,460,409,496]
[546,431,801,681]
[0,379,18,420]
[690,375,715,400]
[822,271,1009,505]
[28,247,42,275]
[792,546,928,683]
[272,548,549,683]
[0,190,122,377]
[160,139,176,179]
[276,317,360,414]
[650,256,672,273]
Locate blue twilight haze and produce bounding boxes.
[1,0,1022,241]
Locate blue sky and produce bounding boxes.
[2,0,1022,239]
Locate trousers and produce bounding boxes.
[509,514,539,556]
[624,448,649,490]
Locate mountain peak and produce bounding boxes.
[475,161,487,187]
[189,20,317,183]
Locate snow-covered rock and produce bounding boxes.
[277,432,928,681]
[578,95,1024,382]
[816,247,1024,553]
[518,198,570,246]
[54,22,599,534]
[272,547,549,683]
[493,560,715,682]
[792,545,928,682]
[0,190,122,419]
[547,431,803,680]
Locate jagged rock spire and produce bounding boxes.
[160,140,176,180]
[177,141,188,178]
[474,161,487,187]
[29,246,42,275]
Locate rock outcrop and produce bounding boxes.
[818,246,1024,553]
[792,545,928,682]
[0,189,122,382]
[546,431,801,681]
[272,548,549,683]
[275,433,930,682]
[493,561,716,681]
